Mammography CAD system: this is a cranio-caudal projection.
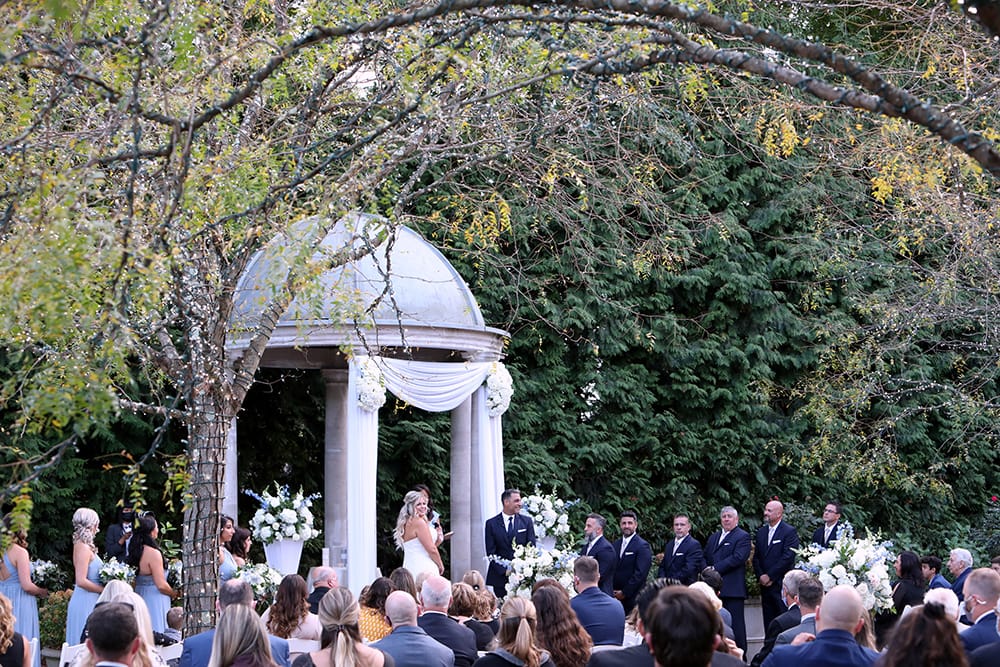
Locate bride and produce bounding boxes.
[394,490,444,578]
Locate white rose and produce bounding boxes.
[830,565,848,580]
[280,508,298,524]
[260,526,273,540]
[819,571,836,590]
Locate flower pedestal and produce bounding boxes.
[264,539,304,576]
[537,535,557,552]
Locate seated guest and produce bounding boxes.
[306,568,337,615]
[949,549,974,604]
[418,576,477,667]
[164,607,184,643]
[644,587,720,667]
[448,583,495,651]
[209,604,278,667]
[357,577,395,643]
[750,570,808,667]
[688,582,735,642]
[774,578,823,646]
[180,580,290,667]
[388,569,417,603]
[697,568,736,632]
[471,597,554,667]
[922,555,951,590]
[991,557,1000,575]
[531,584,591,667]
[85,602,141,667]
[371,591,453,667]
[0,592,30,667]
[461,571,486,592]
[959,568,1000,653]
[569,556,625,646]
[878,601,968,667]
[762,585,879,667]
[292,587,391,667]
[922,587,963,625]
[475,589,499,635]
[262,575,322,642]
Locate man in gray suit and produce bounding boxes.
[372,591,454,667]
[775,577,823,645]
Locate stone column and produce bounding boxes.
[223,418,239,519]
[469,389,488,574]
[322,369,350,583]
[450,396,472,579]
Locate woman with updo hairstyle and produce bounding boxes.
[472,597,554,667]
[530,584,590,667]
[209,603,276,667]
[461,570,486,592]
[449,583,495,651]
[291,587,391,667]
[261,575,321,641]
[357,577,394,643]
[66,507,105,644]
[127,512,178,633]
[0,593,29,667]
[75,590,166,667]
[219,516,238,581]
[876,600,968,667]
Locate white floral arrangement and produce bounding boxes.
[233,562,282,605]
[521,488,572,542]
[99,557,136,585]
[486,362,513,417]
[31,559,66,590]
[795,524,895,612]
[490,542,576,599]
[245,484,321,545]
[357,357,387,412]
[166,559,183,589]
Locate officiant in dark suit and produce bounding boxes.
[611,510,652,613]
[657,514,704,585]
[811,501,843,548]
[580,513,618,596]
[485,488,536,598]
[753,499,801,628]
[703,505,752,652]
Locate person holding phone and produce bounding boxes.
[105,502,136,560]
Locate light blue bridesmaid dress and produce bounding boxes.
[64,552,102,645]
[0,552,41,667]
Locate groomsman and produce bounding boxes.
[811,501,843,548]
[485,488,536,598]
[612,510,653,614]
[580,513,617,596]
[657,514,704,585]
[753,499,800,629]
[704,505,752,652]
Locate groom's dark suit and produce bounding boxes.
[753,520,800,629]
[485,511,536,597]
[704,526,751,651]
[581,536,618,596]
[612,533,652,613]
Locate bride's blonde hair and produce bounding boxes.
[393,491,424,549]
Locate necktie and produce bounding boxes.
[768,526,776,545]
[620,537,628,557]
[506,515,514,538]
[672,538,681,556]
[718,531,727,548]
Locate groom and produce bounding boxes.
[485,488,536,598]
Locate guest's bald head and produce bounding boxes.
[816,585,865,633]
[384,590,418,627]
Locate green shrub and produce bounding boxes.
[38,590,71,649]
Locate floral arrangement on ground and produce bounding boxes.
[99,558,136,584]
[795,523,894,612]
[490,542,576,599]
[245,484,320,545]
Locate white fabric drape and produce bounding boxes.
[345,356,506,595]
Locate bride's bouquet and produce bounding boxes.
[99,558,136,585]
[31,560,67,591]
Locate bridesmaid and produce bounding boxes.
[228,527,252,567]
[0,525,47,667]
[65,507,104,645]
[127,513,178,633]
[219,516,238,581]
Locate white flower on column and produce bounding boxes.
[357,357,387,412]
[486,362,514,417]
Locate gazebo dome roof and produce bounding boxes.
[228,212,507,365]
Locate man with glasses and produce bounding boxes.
[811,502,843,549]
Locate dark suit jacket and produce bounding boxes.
[657,535,705,585]
[307,585,331,614]
[372,625,455,667]
[180,628,290,667]
[970,639,1000,667]
[485,512,536,595]
[953,566,972,601]
[753,521,800,584]
[810,522,841,549]
[750,605,801,667]
[704,527,751,599]
[585,643,744,667]
[611,533,652,606]
[776,615,816,645]
[581,536,618,596]
[761,629,879,667]
[418,612,478,667]
[961,611,1000,653]
[570,586,626,646]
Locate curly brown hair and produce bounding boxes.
[530,585,592,667]
[266,574,310,639]
[0,594,14,654]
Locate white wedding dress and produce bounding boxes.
[402,524,439,578]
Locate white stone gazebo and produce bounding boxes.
[225,212,511,594]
